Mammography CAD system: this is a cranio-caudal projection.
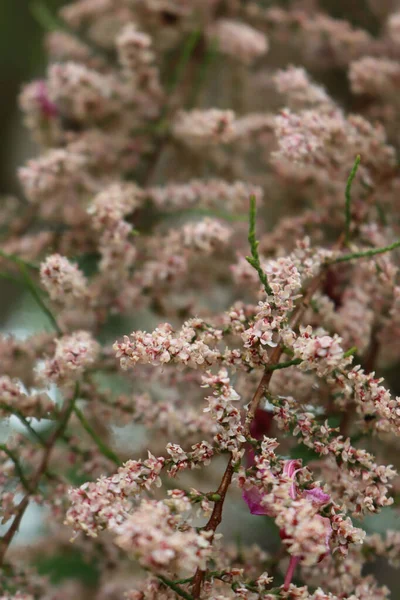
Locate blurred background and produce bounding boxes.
[1,0,400,593]
[0,1,67,329]
[0,0,393,196]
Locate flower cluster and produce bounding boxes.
[2,0,400,599]
[66,453,165,537]
[113,498,212,574]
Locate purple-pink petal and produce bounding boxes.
[242,486,271,516]
[282,459,301,479]
[304,487,331,506]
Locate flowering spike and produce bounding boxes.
[246,195,273,295]
[345,154,361,245]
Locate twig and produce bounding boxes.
[0,444,32,492]
[191,458,236,597]
[138,28,202,188]
[0,405,47,447]
[188,37,218,108]
[0,383,80,566]
[30,0,114,65]
[344,155,361,245]
[0,249,39,271]
[0,272,21,285]
[73,404,120,466]
[246,196,273,295]
[18,263,62,334]
[331,240,400,264]
[167,29,202,95]
[266,358,302,372]
[158,575,195,600]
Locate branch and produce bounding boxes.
[73,404,120,466]
[18,263,62,334]
[344,155,361,245]
[30,0,114,65]
[0,444,32,493]
[246,195,273,295]
[266,358,302,371]
[0,249,39,271]
[191,458,236,597]
[0,383,80,566]
[331,240,400,264]
[0,405,47,447]
[158,575,195,600]
[167,29,202,95]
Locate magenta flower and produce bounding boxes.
[242,485,272,516]
[304,487,331,506]
[243,459,332,589]
[282,459,302,500]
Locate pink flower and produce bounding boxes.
[242,486,272,516]
[243,459,332,583]
[283,459,302,500]
[36,81,58,118]
[304,487,331,506]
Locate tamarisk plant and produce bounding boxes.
[1,1,400,599]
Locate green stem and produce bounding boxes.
[0,383,79,566]
[158,575,195,600]
[73,405,120,466]
[30,0,113,64]
[344,155,361,246]
[246,195,273,295]
[0,272,21,285]
[0,405,47,446]
[344,346,357,358]
[0,250,39,271]
[0,444,32,492]
[331,240,400,264]
[266,358,302,372]
[168,29,202,95]
[18,263,62,334]
[188,37,218,108]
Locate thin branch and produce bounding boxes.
[158,575,195,600]
[18,263,62,334]
[0,404,47,447]
[30,0,114,65]
[266,358,303,371]
[138,28,202,188]
[344,346,357,358]
[0,444,32,492]
[0,383,80,566]
[73,405,120,466]
[167,29,202,95]
[0,272,21,285]
[0,249,39,271]
[188,37,219,108]
[246,195,273,295]
[191,458,236,597]
[331,240,400,264]
[344,155,361,246]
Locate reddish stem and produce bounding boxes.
[283,555,300,590]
